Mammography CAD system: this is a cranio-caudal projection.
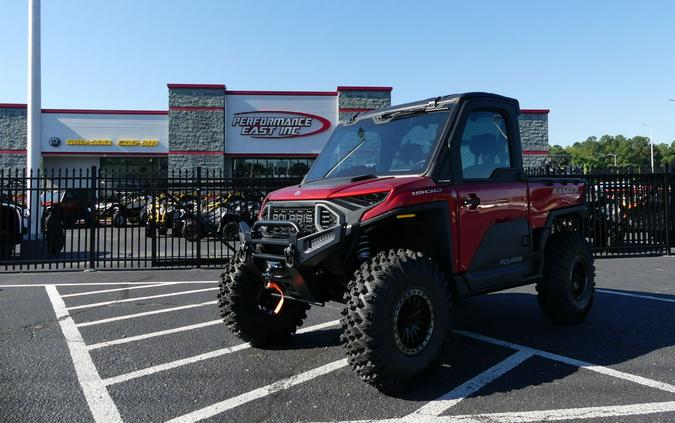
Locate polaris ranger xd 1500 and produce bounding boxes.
[218,92,594,393]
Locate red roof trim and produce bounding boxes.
[0,149,27,154]
[43,152,168,156]
[169,150,224,156]
[0,103,27,109]
[521,109,550,114]
[337,86,393,92]
[41,109,168,115]
[225,90,337,97]
[225,153,319,158]
[169,106,222,112]
[167,83,226,89]
[522,150,550,155]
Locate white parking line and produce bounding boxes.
[411,350,534,417]
[101,319,340,386]
[87,320,223,350]
[65,287,219,311]
[455,329,675,394]
[60,283,176,298]
[434,401,675,422]
[597,288,675,303]
[102,343,251,386]
[75,301,218,328]
[165,358,349,423]
[45,285,123,423]
[0,280,218,287]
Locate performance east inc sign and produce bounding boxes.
[232,111,331,138]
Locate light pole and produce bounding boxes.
[27,0,42,239]
[641,123,655,172]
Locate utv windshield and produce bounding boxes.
[304,109,451,181]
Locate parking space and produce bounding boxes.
[1,257,675,422]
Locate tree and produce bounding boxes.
[555,134,675,171]
[548,145,571,166]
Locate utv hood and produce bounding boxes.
[266,176,422,201]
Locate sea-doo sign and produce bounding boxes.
[232,111,331,139]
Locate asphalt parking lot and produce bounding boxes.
[1,257,674,422]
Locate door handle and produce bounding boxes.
[462,194,481,210]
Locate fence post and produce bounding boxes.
[665,166,671,255]
[150,175,157,266]
[89,166,97,269]
[196,167,202,268]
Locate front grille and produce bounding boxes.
[319,207,337,229]
[268,206,315,236]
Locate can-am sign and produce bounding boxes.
[232,111,331,139]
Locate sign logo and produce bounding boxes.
[294,190,301,196]
[232,111,331,139]
[60,139,159,147]
[117,139,159,147]
[66,139,113,146]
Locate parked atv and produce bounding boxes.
[0,198,29,258]
[218,92,595,393]
[182,192,258,242]
[41,206,66,255]
[109,194,150,227]
[40,188,96,229]
[145,192,195,238]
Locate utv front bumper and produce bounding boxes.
[239,218,344,268]
[237,217,345,304]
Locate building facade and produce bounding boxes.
[0,85,550,175]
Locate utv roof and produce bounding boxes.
[351,92,520,123]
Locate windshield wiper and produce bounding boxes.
[377,97,448,122]
[322,135,368,178]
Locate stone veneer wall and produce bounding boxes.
[0,105,28,169]
[337,86,392,123]
[518,112,549,168]
[167,84,225,173]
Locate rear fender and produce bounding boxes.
[532,204,587,273]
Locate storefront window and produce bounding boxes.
[233,158,314,178]
[99,157,168,189]
[100,157,168,176]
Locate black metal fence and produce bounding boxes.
[0,167,673,272]
[582,170,672,256]
[0,167,299,271]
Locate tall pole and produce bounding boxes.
[642,123,655,173]
[27,0,42,238]
[650,126,654,173]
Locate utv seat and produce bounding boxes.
[462,133,508,179]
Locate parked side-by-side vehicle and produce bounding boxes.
[218,92,595,392]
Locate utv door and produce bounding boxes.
[451,105,531,291]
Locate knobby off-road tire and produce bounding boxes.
[341,249,452,393]
[217,254,310,347]
[45,212,66,255]
[182,219,201,242]
[112,210,126,228]
[537,232,595,324]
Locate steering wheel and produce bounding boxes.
[413,160,427,171]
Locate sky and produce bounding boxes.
[1,0,674,147]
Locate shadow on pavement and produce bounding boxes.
[394,288,675,400]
